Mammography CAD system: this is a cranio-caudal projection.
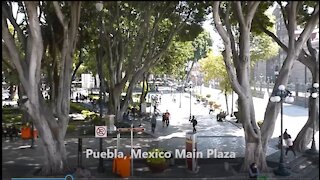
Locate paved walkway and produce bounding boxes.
[2,87,319,179]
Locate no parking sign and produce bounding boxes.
[95,126,107,138]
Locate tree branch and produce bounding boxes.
[287,2,298,51]
[259,24,288,51]
[52,1,67,28]
[234,2,246,27]
[295,3,319,50]
[306,38,317,59]
[212,1,245,99]
[246,2,260,26]
[2,2,26,49]
[224,3,239,70]
[277,1,289,31]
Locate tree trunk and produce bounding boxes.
[240,96,269,172]
[294,67,319,151]
[24,98,69,175]
[224,92,229,115]
[140,73,149,111]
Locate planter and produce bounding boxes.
[147,162,168,173]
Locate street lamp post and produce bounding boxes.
[189,82,192,119]
[305,82,319,155]
[179,78,182,108]
[31,120,34,148]
[179,88,182,108]
[96,1,105,173]
[270,85,294,176]
[260,74,263,92]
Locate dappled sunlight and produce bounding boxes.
[157,131,187,140]
[4,161,15,164]
[26,163,40,166]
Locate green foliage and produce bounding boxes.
[257,120,263,128]
[192,31,212,60]
[2,107,22,115]
[206,94,211,98]
[2,114,22,123]
[88,94,99,100]
[70,102,90,113]
[199,52,233,95]
[67,124,77,132]
[146,148,167,164]
[151,38,194,79]
[81,110,97,119]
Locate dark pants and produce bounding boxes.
[151,124,156,133]
[285,146,296,156]
[193,126,196,133]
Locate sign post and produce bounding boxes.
[116,126,145,177]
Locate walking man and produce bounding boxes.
[163,110,170,127]
[151,114,157,133]
[191,115,197,133]
[285,135,296,157]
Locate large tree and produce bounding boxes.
[2,1,81,175]
[212,1,269,171]
[258,2,319,152]
[212,1,319,172]
[259,1,319,154]
[97,2,207,120]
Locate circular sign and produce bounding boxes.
[96,127,106,136]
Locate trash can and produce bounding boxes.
[113,155,131,177]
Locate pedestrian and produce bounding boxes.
[209,103,214,114]
[163,110,170,127]
[285,135,296,157]
[248,162,260,179]
[123,111,129,121]
[131,107,136,118]
[151,114,157,133]
[154,104,158,114]
[191,116,197,133]
[283,129,289,139]
[162,113,166,127]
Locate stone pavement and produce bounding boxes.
[2,87,319,179]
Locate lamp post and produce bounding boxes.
[96,1,105,173]
[188,82,192,119]
[259,74,263,92]
[270,85,294,176]
[305,82,319,155]
[179,79,182,108]
[31,120,34,148]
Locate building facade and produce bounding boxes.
[253,5,319,86]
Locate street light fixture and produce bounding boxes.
[179,78,182,108]
[188,81,193,119]
[96,1,105,173]
[305,82,319,155]
[270,84,294,176]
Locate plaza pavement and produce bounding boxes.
[2,86,319,179]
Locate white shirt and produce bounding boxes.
[285,138,293,146]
